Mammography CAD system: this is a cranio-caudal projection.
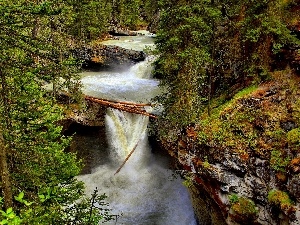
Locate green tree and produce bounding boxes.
[68,0,113,42]
[154,0,222,138]
[0,1,112,223]
[155,0,299,138]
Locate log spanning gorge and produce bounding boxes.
[84,95,157,119]
[75,32,197,225]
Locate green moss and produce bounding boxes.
[287,128,300,147]
[197,85,259,157]
[270,150,291,172]
[212,85,258,117]
[229,194,258,220]
[292,99,300,124]
[268,189,294,211]
[182,173,194,188]
[266,129,286,141]
[229,194,239,204]
[202,156,210,169]
[233,85,258,99]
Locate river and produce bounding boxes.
[77,31,197,225]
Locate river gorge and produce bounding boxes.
[66,29,300,225]
[69,32,198,225]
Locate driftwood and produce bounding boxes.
[85,95,157,119]
[114,141,139,175]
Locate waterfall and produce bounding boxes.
[77,108,197,224]
[78,35,197,225]
[105,109,150,166]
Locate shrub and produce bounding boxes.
[270,150,291,172]
[268,189,294,211]
[229,194,258,223]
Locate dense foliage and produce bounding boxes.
[0,0,160,223]
[154,0,300,139]
[0,0,116,224]
[153,1,300,223]
[1,0,297,223]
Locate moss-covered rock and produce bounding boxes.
[159,70,300,224]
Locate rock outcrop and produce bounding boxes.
[159,71,300,225]
[73,44,146,70]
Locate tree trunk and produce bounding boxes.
[0,130,12,209]
[0,70,12,208]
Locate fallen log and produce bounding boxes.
[58,92,157,118]
[85,95,152,107]
[114,141,139,175]
[85,95,157,118]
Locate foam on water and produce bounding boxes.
[81,57,160,102]
[77,109,197,225]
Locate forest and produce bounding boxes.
[0,0,299,224]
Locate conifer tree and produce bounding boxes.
[155,0,222,137]
[0,1,113,223]
[155,0,299,137]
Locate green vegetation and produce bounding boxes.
[0,0,299,223]
[270,150,291,172]
[268,189,294,211]
[153,2,299,222]
[0,0,160,223]
[202,156,211,169]
[0,0,123,223]
[0,189,113,225]
[182,175,194,188]
[155,0,222,137]
[196,86,258,157]
[287,128,300,147]
[68,0,113,42]
[229,194,258,221]
[155,0,300,140]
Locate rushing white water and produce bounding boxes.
[81,56,160,103]
[101,30,155,51]
[78,34,197,225]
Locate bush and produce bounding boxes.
[268,189,294,211]
[229,194,258,223]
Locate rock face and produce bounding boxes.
[147,10,160,34]
[63,98,107,128]
[160,72,300,225]
[108,26,138,36]
[73,44,146,70]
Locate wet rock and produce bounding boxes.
[108,25,138,36]
[287,175,300,201]
[257,206,277,225]
[265,87,277,97]
[251,158,270,184]
[72,45,146,70]
[245,174,268,204]
[203,164,242,194]
[67,100,107,127]
[222,151,248,175]
[188,184,227,225]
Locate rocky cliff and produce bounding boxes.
[159,70,300,225]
